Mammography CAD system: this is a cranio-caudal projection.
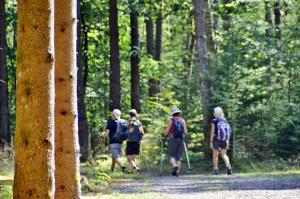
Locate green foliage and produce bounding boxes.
[0,185,13,199]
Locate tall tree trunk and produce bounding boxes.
[204,0,217,70]
[222,0,232,31]
[109,0,121,110]
[54,0,81,197]
[130,5,141,112]
[14,0,55,198]
[265,0,273,82]
[77,0,90,162]
[0,0,9,146]
[193,0,212,150]
[154,8,162,61]
[274,0,281,39]
[146,17,158,98]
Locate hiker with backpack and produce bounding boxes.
[126,109,144,173]
[166,108,188,177]
[101,109,128,173]
[210,107,232,175]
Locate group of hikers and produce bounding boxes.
[101,107,232,176]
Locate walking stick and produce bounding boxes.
[183,141,192,171]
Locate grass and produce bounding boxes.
[0,185,13,199]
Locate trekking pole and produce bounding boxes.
[183,141,192,171]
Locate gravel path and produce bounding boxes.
[97,174,300,199]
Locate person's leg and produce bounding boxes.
[212,149,219,170]
[170,157,177,167]
[220,149,231,168]
[111,158,116,172]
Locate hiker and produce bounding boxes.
[166,107,188,177]
[126,109,144,173]
[101,109,127,173]
[210,107,232,175]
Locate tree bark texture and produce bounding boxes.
[54,0,81,198]
[0,0,9,146]
[193,0,212,144]
[14,0,55,198]
[109,0,121,110]
[77,0,90,162]
[130,7,141,112]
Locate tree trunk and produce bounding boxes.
[274,0,281,39]
[204,0,217,71]
[154,8,162,61]
[265,0,273,37]
[212,0,219,33]
[77,0,90,162]
[0,0,9,146]
[193,0,212,149]
[109,0,121,110]
[130,5,141,112]
[54,0,81,198]
[222,0,232,31]
[14,1,55,198]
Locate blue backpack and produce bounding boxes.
[172,118,185,140]
[216,119,231,141]
[113,119,129,142]
[127,123,143,143]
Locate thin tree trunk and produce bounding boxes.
[54,0,81,198]
[0,0,9,146]
[130,5,141,112]
[154,7,162,61]
[222,0,232,31]
[77,0,90,162]
[265,0,273,84]
[109,0,121,110]
[14,0,55,198]
[212,0,219,33]
[274,0,281,39]
[193,0,212,149]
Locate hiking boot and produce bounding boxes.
[172,166,178,176]
[121,166,128,174]
[227,167,232,175]
[212,169,219,175]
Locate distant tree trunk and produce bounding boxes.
[109,0,121,110]
[0,0,9,146]
[54,0,81,198]
[193,0,212,149]
[265,0,273,77]
[77,0,90,162]
[212,0,219,33]
[222,0,232,31]
[274,0,281,39]
[154,7,162,61]
[130,5,141,112]
[14,0,55,198]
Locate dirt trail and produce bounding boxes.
[83,173,300,199]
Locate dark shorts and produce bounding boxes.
[168,138,184,161]
[213,139,228,150]
[126,142,140,156]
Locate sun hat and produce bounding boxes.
[112,109,121,120]
[170,107,182,116]
[129,109,137,116]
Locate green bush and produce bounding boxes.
[0,185,13,199]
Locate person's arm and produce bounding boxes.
[138,121,144,135]
[101,129,109,137]
[210,123,215,149]
[183,119,188,135]
[165,120,172,136]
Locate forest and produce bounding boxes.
[0,0,300,198]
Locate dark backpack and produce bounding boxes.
[113,119,129,142]
[127,123,142,143]
[216,119,231,141]
[172,118,185,140]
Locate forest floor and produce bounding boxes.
[82,172,300,199]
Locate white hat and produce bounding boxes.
[112,109,121,120]
[170,107,182,115]
[129,109,137,115]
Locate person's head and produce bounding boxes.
[112,109,121,120]
[129,109,137,118]
[214,107,225,119]
[170,107,182,117]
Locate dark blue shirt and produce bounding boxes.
[212,118,223,138]
[106,119,122,144]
